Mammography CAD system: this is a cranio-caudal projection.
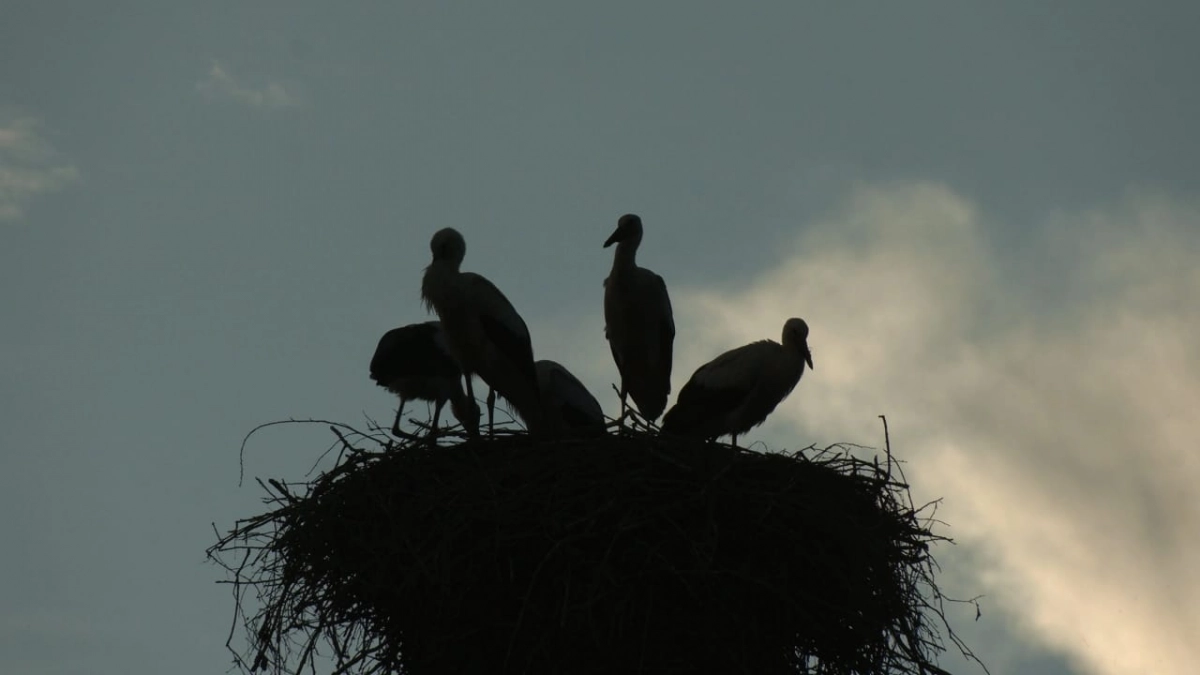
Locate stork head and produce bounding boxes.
[782,318,814,370]
[451,396,482,437]
[430,228,467,265]
[604,213,644,248]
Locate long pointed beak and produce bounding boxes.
[805,347,814,370]
[603,228,621,248]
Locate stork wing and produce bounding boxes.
[369,322,460,383]
[650,272,675,381]
[677,341,777,403]
[558,366,603,419]
[662,342,774,433]
[465,273,537,379]
[539,360,604,428]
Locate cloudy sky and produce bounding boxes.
[3,2,1198,674]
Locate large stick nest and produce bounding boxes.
[209,420,981,675]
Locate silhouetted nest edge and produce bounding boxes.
[208,420,985,675]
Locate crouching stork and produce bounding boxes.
[369,321,480,438]
[662,318,814,447]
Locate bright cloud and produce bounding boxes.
[196,61,297,110]
[0,117,79,221]
[667,183,1199,675]
[531,182,1200,674]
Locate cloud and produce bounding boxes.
[0,117,79,221]
[196,61,298,110]
[532,182,1200,674]
[685,184,1200,674]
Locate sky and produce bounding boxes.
[2,2,1198,674]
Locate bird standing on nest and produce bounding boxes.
[603,213,675,426]
[420,228,545,435]
[536,359,606,435]
[369,321,480,439]
[662,318,814,447]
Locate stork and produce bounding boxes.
[369,321,480,438]
[536,359,606,435]
[420,228,545,434]
[603,213,675,424]
[661,318,814,447]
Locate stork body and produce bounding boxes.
[662,318,814,447]
[369,321,480,438]
[536,359,605,435]
[603,214,675,424]
[420,228,544,434]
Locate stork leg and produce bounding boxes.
[463,373,491,435]
[616,385,629,430]
[486,388,497,436]
[731,434,739,449]
[391,398,407,437]
[463,374,476,411]
[430,399,444,445]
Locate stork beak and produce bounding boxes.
[603,227,622,248]
[804,347,814,370]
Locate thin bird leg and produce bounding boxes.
[463,374,476,410]
[487,388,497,436]
[731,434,739,449]
[429,399,444,445]
[462,374,489,434]
[391,398,407,437]
[460,395,480,438]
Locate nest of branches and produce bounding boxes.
[209,419,978,675]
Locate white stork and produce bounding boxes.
[420,228,545,434]
[369,321,481,438]
[536,359,605,435]
[661,318,814,447]
[603,213,675,424]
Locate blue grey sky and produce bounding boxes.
[3,3,1198,674]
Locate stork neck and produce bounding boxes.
[782,340,810,373]
[422,261,460,311]
[427,258,461,274]
[611,240,639,270]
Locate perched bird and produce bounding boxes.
[368,321,480,438]
[662,318,814,447]
[536,359,605,435]
[420,228,545,434]
[603,213,675,423]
